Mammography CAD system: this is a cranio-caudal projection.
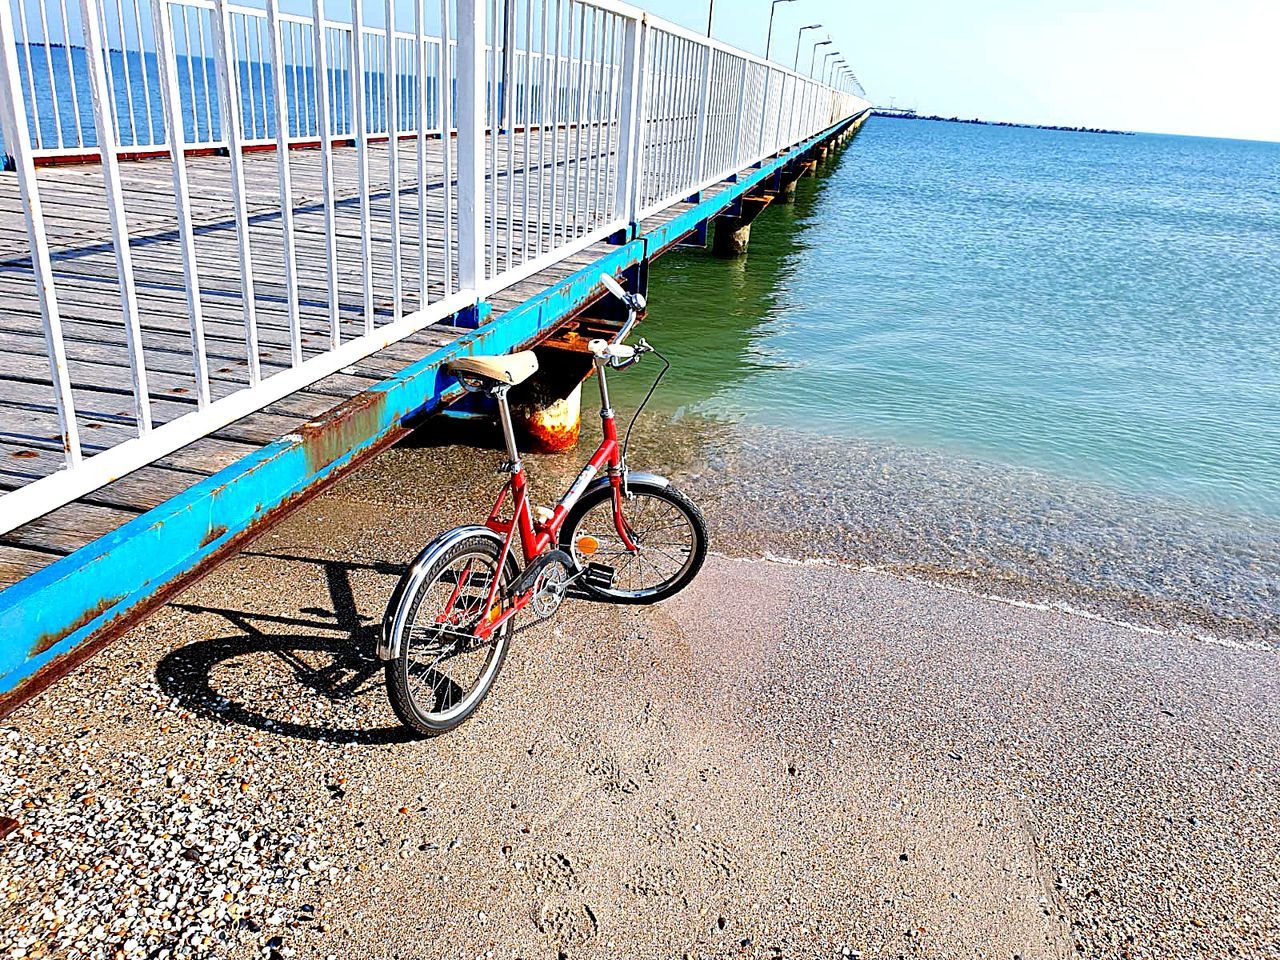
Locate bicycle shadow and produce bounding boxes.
[155,551,419,745]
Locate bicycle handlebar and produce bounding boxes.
[599,273,647,346]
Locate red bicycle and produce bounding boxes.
[378,274,708,735]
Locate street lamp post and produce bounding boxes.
[826,57,844,84]
[809,38,832,76]
[820,50,838,83]
[765,0,797,61]
[794,23,821,71]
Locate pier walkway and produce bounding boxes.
[0,0,868,705]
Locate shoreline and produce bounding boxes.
[2,468,1277,957]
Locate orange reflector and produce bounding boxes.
[485,603,504,624]
[576,535,600,556]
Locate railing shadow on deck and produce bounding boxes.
[156,551,417,745]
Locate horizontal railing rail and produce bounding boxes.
[0,0,868,536]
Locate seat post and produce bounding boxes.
[493,386,522,473]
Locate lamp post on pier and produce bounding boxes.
[765,0,797,61]
[794,23,821,70]
[809,38,832,76]
[826,57,845,84]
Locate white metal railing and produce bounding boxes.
[0,0,868,535]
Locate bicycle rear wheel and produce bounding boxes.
[561,477,707,604]
[384,533,518,736]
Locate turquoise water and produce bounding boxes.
[619,118,1280,639]
[640,118,1280,519]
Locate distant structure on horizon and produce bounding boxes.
[872,110,1132,137]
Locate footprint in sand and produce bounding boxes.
[697,837,741,880]
[624,861,682,898]
[526,850,579,892]
[586,754,642,797]
[534,897,598,952]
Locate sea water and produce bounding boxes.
[621,117,1280,641]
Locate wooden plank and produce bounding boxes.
[0,545,57,592]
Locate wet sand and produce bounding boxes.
[2,438,1279,959]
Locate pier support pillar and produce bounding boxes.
[776,164,805,204]
[712,195,771,257]
[512,349,594,452]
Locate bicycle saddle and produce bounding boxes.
[448,350,539,387]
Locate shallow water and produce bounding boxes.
[610,118,1280,642]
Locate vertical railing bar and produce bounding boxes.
[568,2,586,237]
[179,7,198,140]
[34,0,63,148]
[455,0,484,292]
[547,0,562,253]
[0,0,80,464]
[234,14,252,137]
[127,0,154,142]
[661,34,676,202]
[535,1,550,257]
[437,2,454,295]
[502,0,515,271]
[349,1,373,331]
[13,0,44,148]
[558,3,576,245]
[196,8,213,139]
[79,0,152,431]
[690,44,709,183]
[603,12,619,219]
[254,15,269,138]
[152,0,209,406]
[210,0,261,383]
[680,35,694,191]
[110,0,137,143]
[483,6,493,275]
[612,11,640,225]
[520,0,531,263]
[384,0,401,320]
[265,0,302,364]
[310,0,340,347]
[414,0,428,305]
[729,55,745,170]
[591,12,608,224]
[588,11,606,226]
[56,0,84,145]
[658,33,675,202]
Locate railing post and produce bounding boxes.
[311,0,342,347]
[265,0,302,365]
[455,0,486,292]
[152,0,211,407]
[729,56,747,168]
[692,44,712,183]
[349,0,374,330]
[0,0,81,466]
[613,14,645,224]
[79,0,153,431]
[210,0,262,383]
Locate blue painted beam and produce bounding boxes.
[0,113,859,704]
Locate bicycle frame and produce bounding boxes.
[473,356,637,639]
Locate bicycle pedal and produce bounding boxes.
[582,562,616,591]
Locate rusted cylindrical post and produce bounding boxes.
[780,178,798,203]
[511,349,593,452]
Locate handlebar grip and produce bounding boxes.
[588,339,635,360]
[600,273,627,302]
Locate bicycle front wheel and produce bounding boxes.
[384,533,518,736]
[561,477,707,604]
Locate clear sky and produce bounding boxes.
[640,0,1280,142]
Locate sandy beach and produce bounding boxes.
[2,436,1278,960]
